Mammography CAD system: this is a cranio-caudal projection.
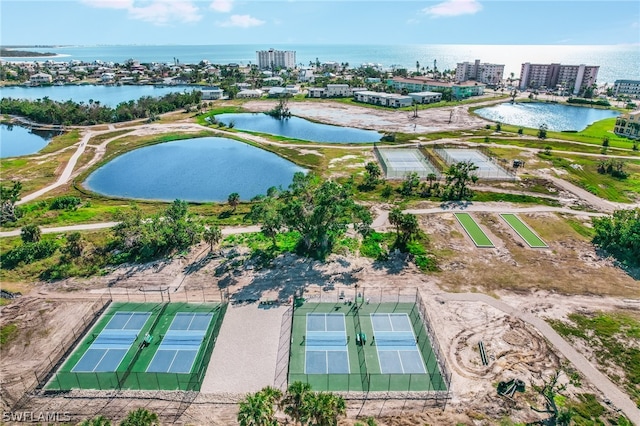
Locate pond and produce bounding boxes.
[0,123,62,158]
[474,102,620,132]
[214,113,382,143]
[84,137,306,202]
[0,84,193,108]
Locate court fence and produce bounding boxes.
[46,301,228,392]
[290,287,451,405]
[433,144,517,181]
[373,145,441,180]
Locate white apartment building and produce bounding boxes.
[353,91,413,108]
[455,59,504,86]
[519,63,599,95]
[613,80,640,98]
[256,49,296,70]
[326,84,351,97]
[29,72,53,85]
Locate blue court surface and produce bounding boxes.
[146,312,213,374]
[305,313,350,374]
[371,313,426,374]
[72,312,151,373]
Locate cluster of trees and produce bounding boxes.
[0,180,22,225]
[597,159,628,179]
[79,408,158,426]
[567,97,610,107]
[248,172,372,259]
[112,200,203,262]
[592,208,640,268]
[391,161,479,201]
[238,382,346,426]
[0,90,202,125]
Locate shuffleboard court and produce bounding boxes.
[305,313,350,374]
[72,312,151,373]
[454,213,495,248]
[500,214,548,248]
[371,314,426,374]
[146,312,213,374]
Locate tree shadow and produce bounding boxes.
[595,248,640,281]
[225,253,359,304]
[440,200,472,210]
[370,250,410,275]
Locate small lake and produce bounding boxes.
[0,123,61,158]
[474,102,620,131]
[84,137,306,202]
[0,84,194,108]
[215,113,382,143]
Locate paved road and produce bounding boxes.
[440,293,640,424]
[404,205,608,217]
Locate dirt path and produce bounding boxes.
[439,292,640,424]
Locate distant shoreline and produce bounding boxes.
[0,48,58,58]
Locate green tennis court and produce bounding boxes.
[289,302,448,392]
[500,214,548,248]
[454,213,494,248]
[48,302,226,391]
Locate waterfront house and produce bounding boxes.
[29,72,53,85]
[200,86,225,100]
[614,110,640,140]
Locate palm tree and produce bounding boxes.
[20,224,41,243]
[203,225,222,252]
[79,415,111,426]
[227,192,240,211]
[306,392,346,426]
[281,381,312,425]
[237,391,275,426]
[119,408,158,426]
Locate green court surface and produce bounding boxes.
[48,301,225,391]
[454,213,495,248]
[500,214,548,248]
[289,302,448,392]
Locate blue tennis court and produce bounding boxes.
[371,313,426,374]
[146,312,213,374]
[305,313,350,374]
[72,312,151,373]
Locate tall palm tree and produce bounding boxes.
[203,225,222,252]
[228,192,240,211]
[281,381,312,425]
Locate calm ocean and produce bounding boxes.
[5,44,639,84]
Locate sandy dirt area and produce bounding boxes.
[241,100,492,133]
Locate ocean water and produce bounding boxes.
[5,44,639,85]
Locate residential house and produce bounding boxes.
[237,89,263,98]
[614,110,640,139]
[29,72,53,85]
[408,91,443,104]
[200,86,225,100]
[353,91,413,108]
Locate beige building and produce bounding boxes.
[455,59,504,86]
[614,110,640,140]
[519,63,599,95]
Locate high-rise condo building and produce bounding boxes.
[519,63,599,95]
[455,59,504,86]
[256,49,296,70]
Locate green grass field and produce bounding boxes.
[454,213,495,248]
[48,302,225,391]
[500,214,548,248]
[288,302,447,392]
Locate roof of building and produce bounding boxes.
[409,91,442,96]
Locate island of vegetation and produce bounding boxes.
[0,47,57,57]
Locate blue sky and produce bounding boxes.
[1,0,639,46]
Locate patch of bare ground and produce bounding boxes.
[430,212,639,297]
[0,297,96,411]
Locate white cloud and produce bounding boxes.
[81,0,201,25]
[217,14,265,28]
[422,0,482,17]
[210,0,233,13]
[79,0,132,9]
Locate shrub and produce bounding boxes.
[49,196,81,210]
[1,240,59,269]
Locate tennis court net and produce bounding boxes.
[375,332,416,347]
